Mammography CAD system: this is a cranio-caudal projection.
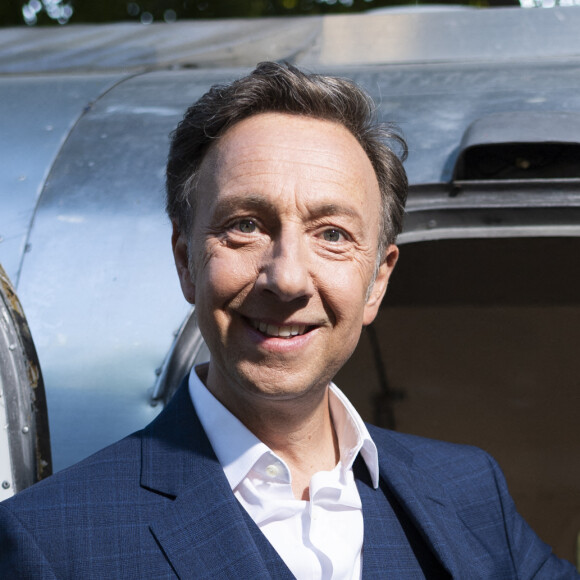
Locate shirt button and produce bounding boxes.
[265,464,279,477]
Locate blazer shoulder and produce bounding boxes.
[366,424,513,516]
[1,429,143,512]
[367,423,495,477]
[2,379,195,514]
[367,425,580,579]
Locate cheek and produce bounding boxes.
[316,255,377,330]
[199,250,259,306]
[317,272,367,323]
[319,255,374,297]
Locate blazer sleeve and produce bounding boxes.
[0,504,58,580]
[485,454,579,579]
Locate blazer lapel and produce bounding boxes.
[148,481,274,579]
[367,425,473,579]
[140,380,274,579]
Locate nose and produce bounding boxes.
[256,229,314,302]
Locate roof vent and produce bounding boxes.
[453,112,580,181]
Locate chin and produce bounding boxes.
[238,365,332,401]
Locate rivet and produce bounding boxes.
[427,219,437,229]
[22,425,30,434]
[8,344,16,351]
[2,481,10,489]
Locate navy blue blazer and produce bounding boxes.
[0,381,577,579]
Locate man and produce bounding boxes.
[0,62,577,579]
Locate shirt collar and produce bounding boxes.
[188,365,380,490]
[328,384,379,488]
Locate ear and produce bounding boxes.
[363,244,399,326]
[171,220,196,304]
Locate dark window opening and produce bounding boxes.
[336,236,580,564]
[457,143,580,180]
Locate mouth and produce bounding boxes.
[248,319,312,338]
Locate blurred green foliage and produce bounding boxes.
[4,0,516,27]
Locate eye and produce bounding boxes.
[322,228,345,243]
[235,219,258,234]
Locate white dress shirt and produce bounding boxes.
[188,366,379,579]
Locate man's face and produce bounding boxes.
[173,112,398,408]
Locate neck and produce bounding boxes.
[200,364,340,500]
[250,395,340,500]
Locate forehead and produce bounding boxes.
[198,112,380,210]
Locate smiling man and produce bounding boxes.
[172,112,397,508]
[1,62,578,579]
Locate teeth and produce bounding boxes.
[252,320,307,338]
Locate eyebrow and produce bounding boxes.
[307,203,361,221]
[211,194,277,219]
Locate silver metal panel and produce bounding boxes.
[312,6,580,66]
[3,8,580,74]
[15,72,202,471]
[0,74,126,284]
[345,59,580,184]
[151,308,210,406]
[0,18,320,73]
[456,111,580,148]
